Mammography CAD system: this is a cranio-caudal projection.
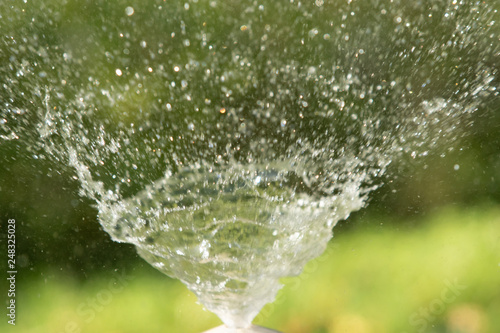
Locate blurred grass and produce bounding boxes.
[5,205,499,333]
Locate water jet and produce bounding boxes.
[0,0,497,331]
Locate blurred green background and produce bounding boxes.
[1,0,499,332]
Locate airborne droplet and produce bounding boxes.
[125,6,134,16]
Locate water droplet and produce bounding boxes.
[308,28,319,38]
[280,119,287,127]
[115,69,123,76]
[125,6,134,16]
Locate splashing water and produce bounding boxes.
[1,0,498,329]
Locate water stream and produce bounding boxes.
[1,0,498,329]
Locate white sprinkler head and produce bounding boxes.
[202,325,282,333]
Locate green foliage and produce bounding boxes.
[7,206,500,333]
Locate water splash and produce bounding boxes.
[1,0,498,328]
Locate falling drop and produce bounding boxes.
[125,6,134,16]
